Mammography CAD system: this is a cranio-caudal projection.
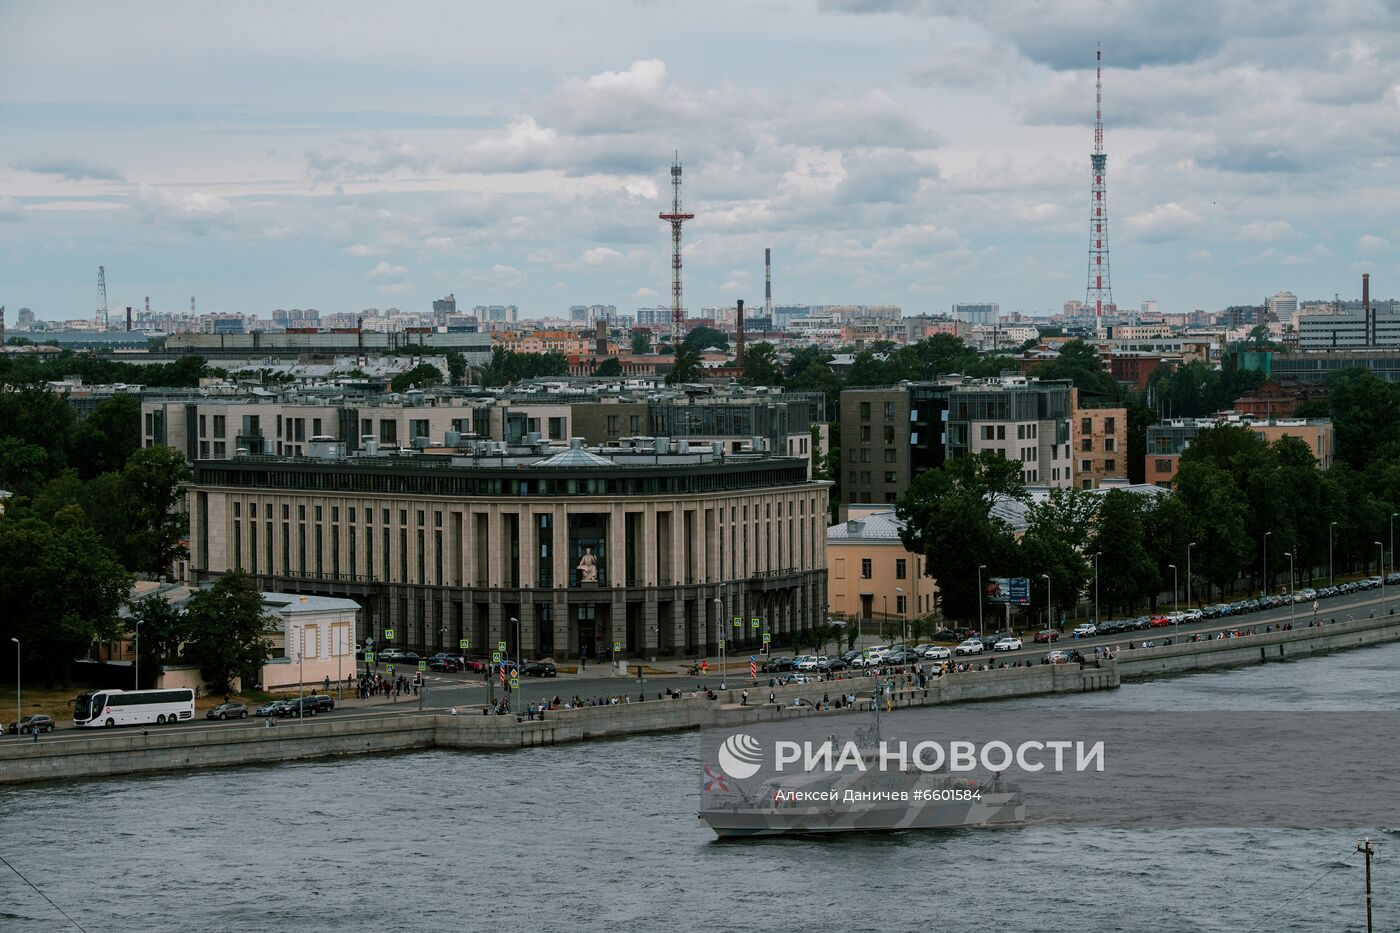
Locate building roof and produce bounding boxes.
[261,592,361,615]
[530,446,616,468]
[827,510,906,542]
[990,483,1169,533]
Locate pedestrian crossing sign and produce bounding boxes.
[751,618,759,629]
[365,652,375,662]
[718,639,725,649]
[387,664,395,674]
[762,633,771,643]
[509,675,518,689]
[459,639,469,649]
[498,641,507,651]
[732,617,742,628]
[385,628,395,639]
[417,661,426,672]
[613,641,621,652]
[491,651,501,663]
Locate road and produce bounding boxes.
[11,583,1393,747]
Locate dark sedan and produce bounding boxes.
[523,661,558,677]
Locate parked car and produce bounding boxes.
[378,649,405,662]
[205,702,247,720]
[255,701,289,717]
[400,652,422,666]
[428,657,461,673]
[921,645,952,660]
[954,639,984,656]
[993,637,1023,651]
[524,660,558,677]
[818,656,849,672]
[1046,650,1070,664]
[884,648,921,665]
[278,697,320,717]
[1071,623,1097,638]
[8,714,54,735]
[308,694,335,712]
[1033,629,1060,643]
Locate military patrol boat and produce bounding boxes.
[698,689,1025,839]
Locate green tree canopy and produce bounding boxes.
[666,342,705,384]
[682,325,728,352]
[630,331,652,355]
[739,342,782,387]
[594,357,624,377]
[71,395,141,479]
[390,362,445,393]
[121,446,192,575]
[183,569,276,695]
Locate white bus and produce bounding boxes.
[73,688,196,728]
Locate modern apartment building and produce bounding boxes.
[187,438,829,660]
[1070,389,1128,489]
[840,377,1074,507]
[1145,415,1334,488]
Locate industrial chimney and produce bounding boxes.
[595,319,608,357]
[735,298,746,364]
[1363,273,1374,346]
[125,306,133,332]
[764,248,773,318]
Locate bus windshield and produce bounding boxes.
[74,693,94,721]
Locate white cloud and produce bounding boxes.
[1125,203,1202,242]
[13,156,125,182]
[134,185,233,234]
[368,261,408,279]
[1238,220,1299,242]
[1358,234,1391,252]
[632,287,659,299]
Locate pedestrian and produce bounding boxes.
[741,689,749,706]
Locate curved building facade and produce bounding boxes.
[188,438,829,660]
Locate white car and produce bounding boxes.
[794,656,819,672]
[866,645,892,660]
[954,639,984,656]
[922,645,952,660]
[993,637,1022,651]
[1071,623,1097,638]
[1046,650,1069,663]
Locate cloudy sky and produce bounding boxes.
[3,0,1398,320]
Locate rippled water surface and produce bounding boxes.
[3,644,1398,932]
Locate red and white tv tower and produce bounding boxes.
[1086,44,1113,328]
[658,152,694,344]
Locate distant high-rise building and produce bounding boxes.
[16,308,35,326]
[1267,292,1298,318]
[433,293,457,316]
[473,305,518,323]
[953,303,998,327]
[1140,300,1158,316]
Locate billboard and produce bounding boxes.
[986,577,1030,606]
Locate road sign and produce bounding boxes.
[749,658,757,678]
[417,661,426,672]
[509,675,519,689]
[459,639,469,650]
[613,641,621,652]
[751,618,759,629]
[759,643,769,656]
[385,628,395,639]
[387,664,395,674]
[732,617,742,628]
[718,638,726,649]
[762,633,771,643]
[498,641,507,652]
[365,652,375,663]
[491,651,501,663]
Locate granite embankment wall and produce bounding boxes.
[1114,611,1400,679]
[0,662,1118,786]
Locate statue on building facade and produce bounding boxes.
[577,547,598,583]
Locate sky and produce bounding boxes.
[2,0,1399,321]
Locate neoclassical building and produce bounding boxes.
[187,436,829,660]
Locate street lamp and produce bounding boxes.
[1284,552,1295,628]
[510,616,522,715]
[1040,573,1052,632]
[712,593,726,690]
[895,587,905,646]
[1377,543,1387,616]
[1168,564,1178,635]
[1262,530,1272,598]
[297,652,304,721]
[133,619,143,690]
[10,638,18,739]
[1329,521,1338,587]
[882,595,888,642]
[1390,513,1397,583]
[1091,554,1099,627]
[977,564,987,639]
[1187,542,1196,613]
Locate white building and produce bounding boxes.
[260,592,360,690]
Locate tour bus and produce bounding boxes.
[73,688,196,728]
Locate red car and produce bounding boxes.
[1033,629,1059,643]
[1148,616,1171,628]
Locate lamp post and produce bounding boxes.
[1262,530,1272,598]
[713,594,726,690]
[510,616,522,715]
[1377,542,1387,617]
[1169,564,1178,636]
[297,652,304,721]
[882,595,888,643]
[1329,521,1338,587]
[1284,552,1295,628]
[1187,542,1196,613]
[1390,513,1397,583]
[133,619,142,690]
[977,564,987,639]
[1041,573,1052,633]
[10,638,18,739]
[895,587,905,646]
[1091,554,1099,627]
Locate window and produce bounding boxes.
[213,415,226,438]
[1081,437,1093,451]
[849,449,858,463]
[380,420,398,445]
[884,471,897,483]
[981,425,994,441]
[883,425,894,443]
[860,559,872,578]
[883,401,895,420]
[996,425,1006,440]
[313,418,323,436]
[1105,438,1117,452]
[860,425,871,443]
[410,419,430,440]
[859,402,871,420]
[896,595,907,614]
[895,558,907,579]
[1081,459,1092,472]
[860,448,871,463]
[883,448,896,463]
[1081,417,1092,433]
[1155,458,1173,472]
[1105,459,1116,472]
[606,415,619,435]
[199,415,207,437]
[1104,417,1116,433]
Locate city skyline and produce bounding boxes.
[3,1,1398,319]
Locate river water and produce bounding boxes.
[3,644,1398,932]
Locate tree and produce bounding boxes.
[666,342,704,384]
[127,593,192,689]
[1090,490,1157,615]
[682,325,728,352]
[739,342,782,387]
[897,452,1027,621]
[390,362,444,393]
[1326,368,1400,470]
[1028,339,1118,397]
[594,357,624,377]
[121,446,192,576]
[0,384,74,487]
[445,350,467,386]
[0,506,131,687]
[630,331,651,355]
[1017,488,1097,622]
[71,395,141,479]
[479,348,570,387]
[1173,461,1249,602]
[183,569,275,694]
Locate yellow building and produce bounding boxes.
[826,507,935,628]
